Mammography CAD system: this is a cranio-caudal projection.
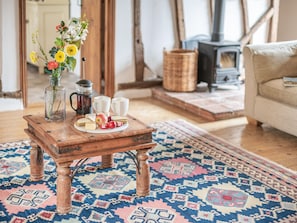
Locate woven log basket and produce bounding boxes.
[163,48,198,92]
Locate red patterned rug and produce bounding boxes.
[0,120,296,222]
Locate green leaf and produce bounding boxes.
[71,40,81,49]
[44,67,52,75]
[54,38,64,48]
[49,47,58,59]
[66,57,77,71]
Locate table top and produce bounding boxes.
[24,112,156,162]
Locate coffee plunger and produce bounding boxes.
[69,57,93,115]
[69,79,93,115]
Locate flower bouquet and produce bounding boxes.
[29,17,88,121]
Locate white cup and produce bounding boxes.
[111,97,129,116]
[93,95,111,115]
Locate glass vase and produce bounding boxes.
[44,75,66,121]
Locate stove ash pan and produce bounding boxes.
[198,40,241,92]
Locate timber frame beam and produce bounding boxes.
[81,0,115,97]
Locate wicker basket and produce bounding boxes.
[163,49,198,92]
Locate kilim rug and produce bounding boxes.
[0,120,296,222]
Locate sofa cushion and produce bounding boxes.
[259,78,297,107]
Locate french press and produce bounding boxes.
[69,79,93,115]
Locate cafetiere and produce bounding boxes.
[69,79,93,115]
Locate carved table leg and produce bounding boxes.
[101,154,113,169]
[56,161,72,214]
[136,148,150,196]
[30,141,44,181]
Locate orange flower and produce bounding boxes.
[47,61,59,70]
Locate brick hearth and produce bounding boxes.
[152,86,244,121]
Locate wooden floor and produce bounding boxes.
[1,97,296,171]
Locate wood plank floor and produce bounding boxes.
[1,97,296,171]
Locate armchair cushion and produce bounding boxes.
[259,79,297,107]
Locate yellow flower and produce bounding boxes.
[29,51,38,64]
[55,50,66,63]
[65,44,78,57]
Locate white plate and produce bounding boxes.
[74,122,128,134]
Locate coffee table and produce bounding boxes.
[23,112,156,214]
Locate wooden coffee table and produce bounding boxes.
[23,112,156,214]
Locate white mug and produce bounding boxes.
[93,95,111,115]
[111,97,129,116]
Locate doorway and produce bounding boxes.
[26,0,81,104]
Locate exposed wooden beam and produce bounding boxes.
[241,0,251,44]
[118,79,162,90]
[19,0,27,106]
[268,0,280,42]
[104,0,116,97]
[0,91,22,98]
[81,0,102,95]
[134,0,145,82]
[175,0,185,47]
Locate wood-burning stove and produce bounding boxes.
[198,40,241,92]
[198,0,241,92]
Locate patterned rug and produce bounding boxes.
[0,120,296,222]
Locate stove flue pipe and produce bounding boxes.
[211,0,226,42]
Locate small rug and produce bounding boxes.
[0,120,296,222]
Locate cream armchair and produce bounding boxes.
[243,40,297,137]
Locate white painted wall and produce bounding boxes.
[0,0,23,111]
[142,0,176,76]
[0,0,288,110]
[115,0,134,84]
[0,0,19,91]
[184,0,211,39]
[278,0,297,41]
